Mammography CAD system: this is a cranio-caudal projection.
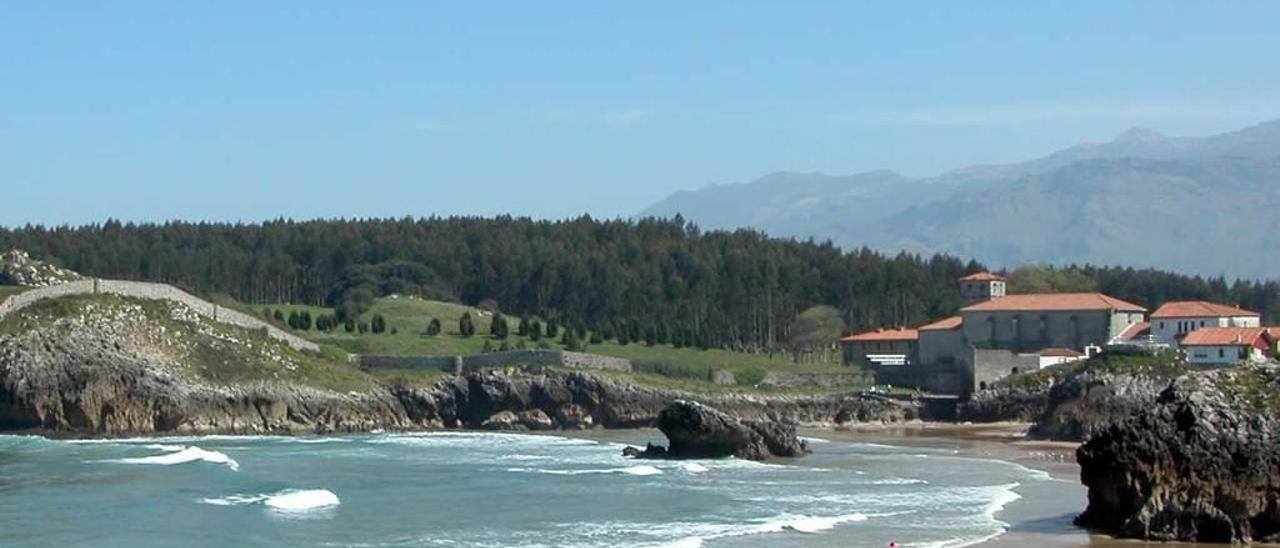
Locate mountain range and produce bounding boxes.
[641,121,1280,280]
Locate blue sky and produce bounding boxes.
[3,2,1278,226]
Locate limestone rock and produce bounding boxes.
[517,409,555,430]
[480,410,522,430]
[651,400,809,460]
[0,250,85,287]
[1076,365,1280,543]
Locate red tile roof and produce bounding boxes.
[840,327,919,342]
[960,272,1007,282]
[1180,327,1268,347]
[1039,347,1084,357]
[918,316,963,331]
[1151,301,1260,319]
[960,293,1146,313]
[1118,321,1151,342]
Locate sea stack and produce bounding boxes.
[625,400,809,461]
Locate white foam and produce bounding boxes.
[798,436,830,444]
[144,444,185,452]
[505,465,663,476]
[677,462,709,473]
[201,489,340,512]
[108,446,239,471]
[265,489,341,512]
[754,513,869,534]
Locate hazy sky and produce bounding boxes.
[3,2,1279,226]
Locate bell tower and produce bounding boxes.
[959,272,1007,306]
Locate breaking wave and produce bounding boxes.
[106,446,240,471]
[201,489,340,512]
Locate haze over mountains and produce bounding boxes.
[641,120,1280,280]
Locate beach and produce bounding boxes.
[818,422,1206,548]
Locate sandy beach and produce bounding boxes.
[815,422,1205,548]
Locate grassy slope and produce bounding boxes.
[256,296,847,381]
[996,349,1191,392]
[0,293,377,392]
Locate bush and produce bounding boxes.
[490,312,509,339]
[273,309,285,323]
[371,314,387,334]
[734,366,767,387]
[344,318,356,333]
[459,312,476,337]
[426,318,442,336]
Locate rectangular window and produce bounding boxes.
[1219,348,1225,358]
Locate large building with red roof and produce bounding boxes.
[838,327,919,368]
[1149,301,1261,346]
[958,292,1147,354]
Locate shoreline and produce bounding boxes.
[813,422,1210,548]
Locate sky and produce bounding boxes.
[3,2,1279,226]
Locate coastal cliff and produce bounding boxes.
[960,351,1188,441]
[0,293,916,438]
[1076,365,1280,543]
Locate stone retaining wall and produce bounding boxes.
[357,349,632,374]
[759,370,873,389]
[0,279,318,352]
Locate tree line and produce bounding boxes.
[1,216,1275,352]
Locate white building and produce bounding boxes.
[1149,301,1260,347]
[1180,327,1273,366]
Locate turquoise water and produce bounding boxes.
[0,431,1050,547]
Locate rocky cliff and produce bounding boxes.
[960,351,1188,441]
[0,293,919,438]
[1076,365,1280,543]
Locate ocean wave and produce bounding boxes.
[676,462,709,473]
[798,436,830,444]
[201,489,340,512]
[106,446,239,471]
[505,465,663,476]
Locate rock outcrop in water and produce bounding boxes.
[624,400,808,460]
[1076,365,1280,543]
[0,294,921,437]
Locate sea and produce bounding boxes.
[0,431,1054,547]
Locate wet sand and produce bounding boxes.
[811,422,1203,548]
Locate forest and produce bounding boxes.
[1,216,1276,352]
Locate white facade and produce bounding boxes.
[1152,315,1261,346]
[1185,344,1265,366]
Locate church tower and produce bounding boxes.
[959,272,1007,306]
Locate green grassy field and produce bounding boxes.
[254,296,848,382]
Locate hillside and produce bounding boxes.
[641,120,1280,280]
[256,295,845,389]
[0,293,912,436]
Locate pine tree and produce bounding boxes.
[287,311,300,329]
[344,318,356,333]
[517,316,530,337]
[546,319,559,339]
[561,329,582,351]
[371,314,386,334]
[358,321,369,334]
[529,320,543,341]
[299,311,312,331]
[426,318,442,336]
[459,312,475,337]
[273,309,285,323]
[490,312,509,339]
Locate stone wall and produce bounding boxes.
[759,370,872,389]
[357,350,632,374]
[0,279,318,352]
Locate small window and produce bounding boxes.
[1219,348,1225,358]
